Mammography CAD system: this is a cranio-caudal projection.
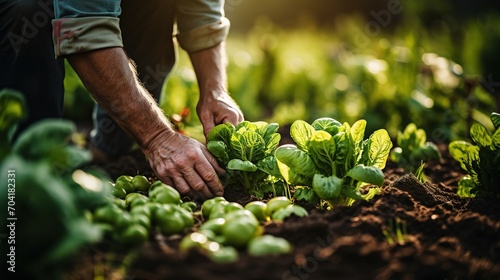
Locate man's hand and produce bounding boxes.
[143,131,226,200]
[189,42,244,137]
[67,47,226,199]
[197,92,243,137]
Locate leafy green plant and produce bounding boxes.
[0,88,26,159]
[390,123,441,179]
[275,117,393,208]
[448,112,500,198]
[0,90,110,280]
[207,121,286,197]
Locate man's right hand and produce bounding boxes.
[142,130,226,200]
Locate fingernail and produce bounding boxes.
[215,191,224,197]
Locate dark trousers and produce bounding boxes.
[0,0,65,138]
[0,0,176,156]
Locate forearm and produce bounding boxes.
[189,42,228,97]
[66,47,174,149]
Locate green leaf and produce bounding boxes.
[227,159,258,172]
[207,123,235,144]
[230,133,246,160]
[345,164,385,186]
[0,88,26,134]
[207,140,230,165]
[271,205,308,221]
[293,187,320,204]
[290,120,315,152]
[492,129,500,149]
[312,174,343,200]
[307,131,336,176]
[350,119,367,161]
[12,119,76,161]
[265,133,281,155]
[366,129,392,169]
[311,117,342,135]
[470,122,492,148]
[259,122,279,141]
[448,141,479,172]
[456,176,477,198]
[411,142,441,162]
[257,156,282,178]
[275,144,316,185]
[236,120,258,132]
[243,130,266,162]
[332,131,351,176]
[491,112,500,130]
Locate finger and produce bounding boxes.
[182,171,214,199]
[202,148,226,175]
[203,122,215,139]
[195,164,224,197]
[170,175,193,198]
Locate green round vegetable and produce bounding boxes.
[247,235,292,256]
[113,198,127,210]
[117,224,149,246]
[208,201,229,219]
[155,205,186,235]
[131,214,151,230]
[150,184,181,205]
[265,196,292,217]
[130,204,152,218]
[132,175,150,192]
[112,186,127,199]
[201,196,227,218]
[179,232,209,251]
[125,192,149,208]
[93,204,123,225]
[224,202,244,213]
[208,246,239,263]
[180,201,198,213]
[271,205,308,221]
[221,210,260,247]
[115,175,135,194]
[114,212,133,230]
[173,205,195,228]
[199,218,226,235]
[244,201,268,222]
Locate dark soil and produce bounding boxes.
[65,143,500,280]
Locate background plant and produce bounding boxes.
[390,123,441,180]
[448,112,500,198]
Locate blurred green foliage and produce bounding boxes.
[63,5,500,145]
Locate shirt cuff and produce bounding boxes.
[176,17,230,53]
[52,17,123,58]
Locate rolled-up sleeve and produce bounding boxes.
[175,0,230,53]
[52,0,123,58]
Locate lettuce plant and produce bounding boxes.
[275,117,393,208]
[448,112,500,198]
[207,121,286,197]
[390,123,441,180]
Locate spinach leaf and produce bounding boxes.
[276,117,392,208]
[207,121,285,197]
